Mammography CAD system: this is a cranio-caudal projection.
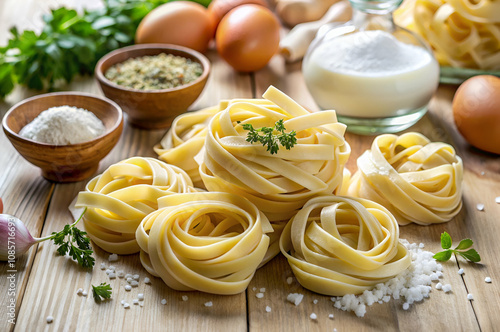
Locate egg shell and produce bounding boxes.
[216,4,280,72]
[452,75,500,155]
[208,0,269,32]
[135,1,214,53]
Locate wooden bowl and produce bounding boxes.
[95,44,210,129]
[2,92,124,182]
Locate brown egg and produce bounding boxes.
[208,0,268,33]
[135,1,214,53]
[452,75,500,154]
[216,4,280,72]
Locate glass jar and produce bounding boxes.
[302,0,440,135]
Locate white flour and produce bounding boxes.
[20,105,105,145]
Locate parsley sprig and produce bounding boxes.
[92,282,112,303]
[433,232,481,263]
[38,207,95,268]
[239,119,297,155]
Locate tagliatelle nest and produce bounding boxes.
[75,157,195,254]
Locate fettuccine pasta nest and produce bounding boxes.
[345,132,463,225]
[395,0,500,69]
[75,157,195,254]
[136,192,272,295]
[199,86,351,262]
[279,195,411,296]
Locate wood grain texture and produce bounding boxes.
[1,1,499,332]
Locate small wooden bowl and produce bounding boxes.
[95,44,210,129]
[2,92,123,182]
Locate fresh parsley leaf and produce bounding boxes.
[433,232,481,263]
[92,282,112,303]
[239,119,297,155]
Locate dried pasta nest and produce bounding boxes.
[136,192,272,295]
[279,195,411,296]
[75,157,195,254]
[199,86,350,263]
[345,132,463,225]
[154,105,220,188]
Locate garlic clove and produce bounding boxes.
[0,214,37,261]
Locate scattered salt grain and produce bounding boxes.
[476,203,485,211]
[495,196,500,204]
[286,277,293,285]
[161,299,167,305]
[265,306,271,313]
[108,254,118,262]
[329,314,334,319]
[82,290,88,297]
[108,272,116,279]
[430,273,439,281]
[260,288,266,293]
[382,296,391,303]
[127,278,133,284]
[130,281,139,287]
[100,263,106,270]
[204,301,213,307]
[313,299,318,304]
[485,277,492,283]
[46,316,54,324]
[329,240,441,317]
[256,293,264,299]
[310,313,317,320]
[287,293,304,306]
[133,299,139,305]
[108,265,116,271]
[140,302,144,307]
[182,295,189,301]
[252,287,257,291]
[117,270,125,278]
[144,277,151,284]
[334,329,338,332]
[442,284,452,293]
[402,303,410,310]
[419,243,425,249]
[76,288,83,295]
[121,300,125,305]
[124,285,132,291]
[467,294,474,301]
[138,293,144,301]
[133,274,140,280]
[458,268,464,275]
[124,303,130,309]
[435,283,442,290]
[125,273,132,279]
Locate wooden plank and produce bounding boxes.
[252,55,482,331]
[12,43,253,331]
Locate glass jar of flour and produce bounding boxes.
[302,0,439,135]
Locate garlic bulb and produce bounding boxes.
[0,214,38,261]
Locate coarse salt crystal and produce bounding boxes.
[82,291,88,297]
[140,302,144,307]
[46,316,54,323]
[161,299,167,305]
[256,293,264,299]
[467,294,474,300]
[204,301,213,307]
[265,306,271,313]
[100,263,106,270]
[124,303,130,309]
[109,273,116,279]
[124,285,132,291]
[108,254,118,262]
[259,288,266,293]
[133,299,139,305]
[252,287,257,291]
[310,313,317,320]
[127,278,134,284]
[125,273,132,279]
[138,293,144,301]
[286,277,293,285]
[133,274,140,280]
[329,314,334,319]
[117,270,125,278]
[495,196,500,204]
[313,299,318,304]
[108,265,116,271]
[402,303,410,310]
[436,283,442,290]
[485,277,492,283]
[121,300,125,305]
[130,281,139,287]
[182,295,189,301]
[442,284,452,293]
[476,203,485,211]
[287,293,304,306]
[458,268,464,275]
[144,277,151,284]
[76,288,83,295]
[419,243,425,249]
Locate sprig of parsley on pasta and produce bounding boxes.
[433,232,481,263]
[239,119,297,155]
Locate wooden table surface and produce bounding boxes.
[1,1,499,331]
